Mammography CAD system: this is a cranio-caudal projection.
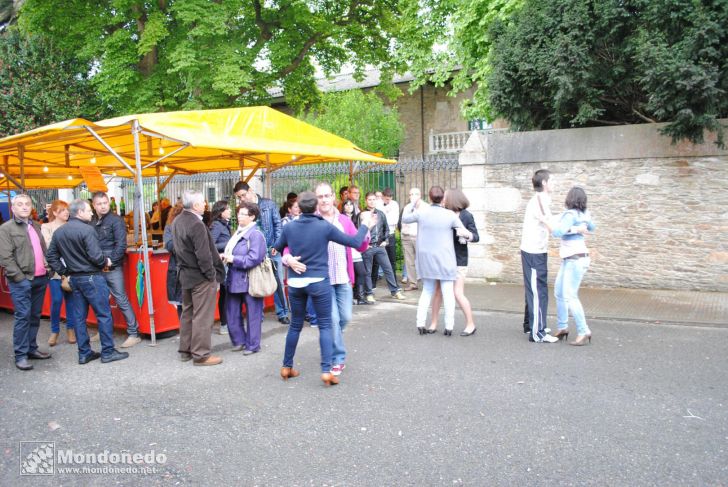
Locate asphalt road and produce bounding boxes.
[1,300,726,486]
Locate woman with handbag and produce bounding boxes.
[222,201,267,355]
[40,200,77,346]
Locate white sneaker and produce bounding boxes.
[218,325,229,335]
[541,334,559,343]
[120,335,142,348]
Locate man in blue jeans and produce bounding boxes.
[234,181,289,324]
[0,194,51,371]
[91,191,141,348]
[47,199,129,364]
[283,183,370,377]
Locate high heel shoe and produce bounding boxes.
[321,372,340,386]
[459,327,477,337]
[443,329,452,336]
[426,327,437,334]
[569,334,592,346]
[417,326,426,335]
[553,329,569,342]
[280,367,300,380]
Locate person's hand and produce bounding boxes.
[379,241,387,247]
[455,227,472,240]
[224,254,234,264]
[270,248,278,256]
[287,256,307,274]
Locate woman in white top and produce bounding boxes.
[40,200,76,346]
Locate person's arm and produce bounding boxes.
[272,226,288,254]
[549,212,577,238]
[0,227,24,282]
[46,236,67,276]
[328,222,370,249]
[401,201,420,224]
[85,229,110,268]
[110,218,128,266]
[191,224,216,281]
[271,202,282,245]
[379,210,389,245]
[232,233,266,270]
[463,212,479,243]
[163,226,174,253]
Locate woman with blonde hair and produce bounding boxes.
[40,200,76,346]
[429,188,480,336]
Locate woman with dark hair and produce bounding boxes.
[41,200,76,346]
[223,202,266,355]
[343,199,367,305]
[402,186,472,336]
[209,200,232,334]
[429,188,480,336]
[164,202,185,318]
[541,186,596,346]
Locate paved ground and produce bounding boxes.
[1,283,727,486]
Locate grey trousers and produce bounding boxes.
[103,267,139,336]
[401,235,418,283]
[179,280,218,360]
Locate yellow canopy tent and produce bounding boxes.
[0,106,394,187]
[0,106,395,342]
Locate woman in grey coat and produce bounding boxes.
[401,186,472,336]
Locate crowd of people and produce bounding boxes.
[1,168,595,380]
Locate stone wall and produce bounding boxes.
[461,122,728,292]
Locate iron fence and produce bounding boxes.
[70,154,460,213]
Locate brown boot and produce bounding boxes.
[66,328,77,344]
[193,355,223,366]
[48,332,59,347]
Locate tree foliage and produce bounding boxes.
[302,89,404,158]
[0,28,109,137]
[486,0,728,146]
[18,0,405,115]
[400,0,728,147]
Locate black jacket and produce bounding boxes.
[209,219,231,252]
[170,210,225,290]
[47,218,108,275]
[355,208,388,246]
[92,212,128,268]
[453,209,480,267]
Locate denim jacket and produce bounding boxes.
[255,195,281,248]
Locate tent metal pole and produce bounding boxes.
[84,126,136,174]
[133,120,157,346]
[18,145,25,191]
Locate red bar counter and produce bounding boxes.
[1,249,274,335]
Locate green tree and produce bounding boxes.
[302,89,405,158]
[0,28,109,137]
[18,0,406,115]
[488,0,728,146]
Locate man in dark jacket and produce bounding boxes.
[47,199,129,364]
[234,181,289,324]
[356,192,404,303]
[0,194,51,370]
[170,189,225,366]
[91,192,140,348]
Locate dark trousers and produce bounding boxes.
[353,261,367,299]
[370,235,397,286]
[9,275,48,361]
[70,274,115,360]
[283,279,334,373]
[226,291,264,351]
[363,246,399,295]
[521,250,549,340]
[179,280,218,360]
[217,284,227,326]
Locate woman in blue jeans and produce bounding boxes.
[40,200,76,346]
[541,187,596,346]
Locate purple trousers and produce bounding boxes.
[226,291,264,352]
